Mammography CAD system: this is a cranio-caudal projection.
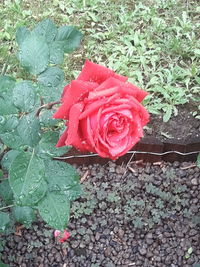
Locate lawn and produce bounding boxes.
[0,0,200,122]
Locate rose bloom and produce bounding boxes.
[53,60,149,160]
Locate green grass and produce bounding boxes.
[0,0,200,121]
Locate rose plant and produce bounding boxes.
[0,19,83,248]
[54,60,149,159]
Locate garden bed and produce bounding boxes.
[1,160,200,267]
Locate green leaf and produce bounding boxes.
[0,212,10,232]
[187,247,193,254]
[38,81,64,103]
[0,115,19,134]
[13,81,36,112]
[44,160,81,201]
[9,151,47,206]
[0,75,15,93]
[49,41,64,64]
[0,129,24,150]
[16,26,31,46]
[12,206,36,226]
[39,109,58,127]
[55,26,82,53]
[37,131,70,159]
[37,67,64,88]
[1,150,20,171]
[18,32,49,75]
[37,190,70,230]
[163,105,173,122]
[0,180,14,205]
[17,113,41,147]
[0,76,18,115]
[33,18,57,43]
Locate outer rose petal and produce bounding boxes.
[56,128,69,147]
[77,59,128,84]
[62,80,99,103]
[93,77,148,102]
[53,80,98,119]
[65,102,84,145]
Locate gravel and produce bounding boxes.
[1,161,200,267]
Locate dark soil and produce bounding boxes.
[145,104,200,142]
[1,161,200,267]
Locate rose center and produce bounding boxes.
[107,116,126,135]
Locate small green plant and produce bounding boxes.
[185,247,193,259]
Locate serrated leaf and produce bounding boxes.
[16,26,31,46]
[38,81,64,103]
[0,180,14,205]
[17,113,41,147]
[1,150,20,171]
[33,18,57,43]
[0,76,15,93]
[55,26,82,53]
[44,160,81,201]
[0,115,19,134]
[0,76,18,115]
[37,131,70,159]
[49,41,64,64]
[12,206,36,226]
[13,81,36,112]
[37,190,70,230]
[39,109,58,127]
[18,32,49,75]
[163,105,172,122]
[0,129,24,150]
[38,67,64,88]
[9,151,47,206]
[0,212,10,232]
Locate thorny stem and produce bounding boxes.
[0,204,14,211]
[35,101,61,117]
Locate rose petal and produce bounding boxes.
[88,86,118,101]
[54,80,98,119]
[56,128,69,147]
[65,102,84,145]
[79,94,119,120]
[80,117,95,149]
[94,77,147,102]
[77,59,128,84]
[107,125,129,145]
[62,80,99,103]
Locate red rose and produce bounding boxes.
[53,60,149,160]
